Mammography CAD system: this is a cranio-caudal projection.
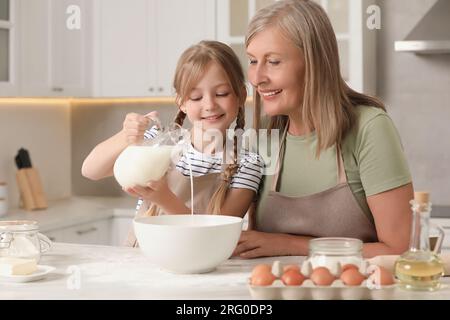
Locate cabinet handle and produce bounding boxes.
[76,227,98,235]
[48,236,56,241]
[158,87,163,92]
[148,87,154,92]
[442,226,450,230]
[52,87,64,92]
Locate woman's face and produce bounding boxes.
[247,26,306,118]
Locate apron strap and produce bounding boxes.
[336,144,347,184]
[271,123,347,191]
[271,123,289,192]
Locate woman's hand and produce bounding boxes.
[232,230,310,258]
[123,175,171,206]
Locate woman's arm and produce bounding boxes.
[220,188,256,217]
[362,183,413,258]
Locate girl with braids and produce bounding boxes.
[82,41,264,247]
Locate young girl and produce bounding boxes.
[82,41,264,247]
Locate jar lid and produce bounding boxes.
[0,220,39,232]
[309,237,363,255]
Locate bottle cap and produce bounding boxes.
[414,191,430,204]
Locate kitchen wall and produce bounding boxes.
[0,100,71,207]
[377,0,450,205]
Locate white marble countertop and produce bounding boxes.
[0,196,136,231]
[1,242,450,300]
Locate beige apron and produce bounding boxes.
[257,127,378,242]
[125,167,223,247]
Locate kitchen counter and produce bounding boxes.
[1,242,450,300]
[0,196,137,232]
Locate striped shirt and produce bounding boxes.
[136,126,264,211]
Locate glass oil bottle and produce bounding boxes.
[395,192,445,291]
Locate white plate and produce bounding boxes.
[0,265,56,283]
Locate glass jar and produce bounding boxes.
[307,237,363,274]
[0,220,52,262]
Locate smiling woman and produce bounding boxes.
[233,0,414,259]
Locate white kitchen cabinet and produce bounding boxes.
[17,0,52,96]
[110,216,133,246]
[16,0,215,97]
[50,0,92,96]
[97,0,151,97]
[18,0,92,96]
[314,0,377,95]
[153,0,216,97]
[0,0,18,96]
[97,0,215,97]
[43,219,112,245]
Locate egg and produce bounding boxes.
[340,268,366,286]
[367,265,395,286]
[250,264,276,286]
[251,264,271,278]
[310,267,335,286]
[251,271,277,286]
[283,264,301,274]
[281,269,306,286]
[341,263,359,272]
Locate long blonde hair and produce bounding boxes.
[246,0,385,156]
[146,41,247,216]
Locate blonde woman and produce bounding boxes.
[82,41,263,246]
[233,0,413,258]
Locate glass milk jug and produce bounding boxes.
[113,122,190,189]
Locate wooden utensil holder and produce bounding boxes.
[16,168,48,210]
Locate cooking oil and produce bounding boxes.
[395,251,444,291]
[394,192,445,291]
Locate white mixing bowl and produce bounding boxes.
[133,215,243,274]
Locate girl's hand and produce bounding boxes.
[123,175,171,206]
[232,230,309,258]
[122,111,159,145]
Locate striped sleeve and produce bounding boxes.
[143,125,160,140]
[230,152,264,193]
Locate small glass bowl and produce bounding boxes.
[306,237,364,275]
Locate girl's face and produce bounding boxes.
[181,62,240,134]
[247,26,306,118]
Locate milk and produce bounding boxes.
[113,145,175,188]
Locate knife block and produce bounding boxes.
[16,168,48,210]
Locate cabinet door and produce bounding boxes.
[0,0,18,96]
[154,0,215,96]
[19,0,52,96]
[61,219,111,245]
[51,0,92,96]
[110,216,133,246]
[98,0,151,97]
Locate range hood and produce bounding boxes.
[395,0,450,54]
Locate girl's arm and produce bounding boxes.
[233,184,413,258]
[82,113,152,180]
[81,129,129,180]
